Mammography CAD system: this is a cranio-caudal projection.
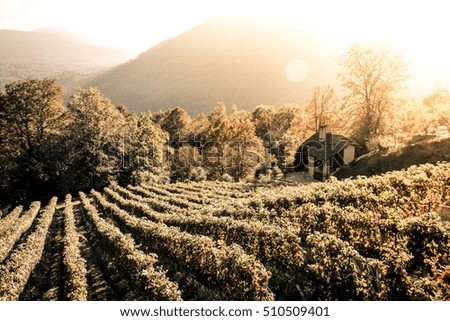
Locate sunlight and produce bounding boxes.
[285,59,309,83]
[2,0,450,62]
[1,0,450,94]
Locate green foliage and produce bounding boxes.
[0,202,40,263]
[0,80,172,205]
[155,107,192,148]
[170,146,203,182]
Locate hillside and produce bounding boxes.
[0,163,449,301]
[88,17,341,114]
[336,139,450,178]
[0,27,132,92]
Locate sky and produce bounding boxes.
[1,0,450,94]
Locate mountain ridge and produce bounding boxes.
[87,17,342,115]
[0,27,133,92]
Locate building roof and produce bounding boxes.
[301,132,356,161]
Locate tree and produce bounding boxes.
[423,86,450,128]
[202,102,231,179]
[122,111,169,185]
[170,145,203,182]
[338,43,409,147]
[389,98,425,146]
[202,102,264,180]
[64,87,127,192]
[269,104,305,168]
[0,78,64,204]
[156,107,191,148]
[307,85,338,131]
[282,111,313,169]
[251,104,275,141]
[225,110,264,180]
[271,104,300,141]
[188,112,209,148]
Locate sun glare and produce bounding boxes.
[1,0,450,93]
[285,59,309,84]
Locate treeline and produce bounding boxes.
[0,78,323,208]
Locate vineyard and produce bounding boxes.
[0,162,449,301]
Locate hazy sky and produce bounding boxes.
[1,0,450,94]
[1,0,449,54]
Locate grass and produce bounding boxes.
[336,138,450,179]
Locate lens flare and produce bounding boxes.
[285,59,309,83]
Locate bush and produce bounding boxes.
[131,169,170,185]
[221,173,234,182]
[189,167,207,182]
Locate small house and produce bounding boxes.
[295,125,357,181]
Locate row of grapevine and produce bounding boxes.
[0,206,23,235]
[125,185,189,214]
[140,183,205,210]
[304,230,449,300]
[127,183,250,217]
[79,192,182,301]
[303,232,419,300]
[104,186,305,272]
[153,184,214,205]
[91,189,275,300]
[0,197,57,300]
[249,163,450,216]
[0,202,41,263]
[62,194,89,300]
[398,213,450,274]
[212,193,449,279]
[172,180,254,199]
[0,162,448,300]
[162,183,252,204]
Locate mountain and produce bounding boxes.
[0,27,132,92]
[88,17,343,115]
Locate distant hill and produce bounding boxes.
[0,27,132,92]
[88,17,342,115]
